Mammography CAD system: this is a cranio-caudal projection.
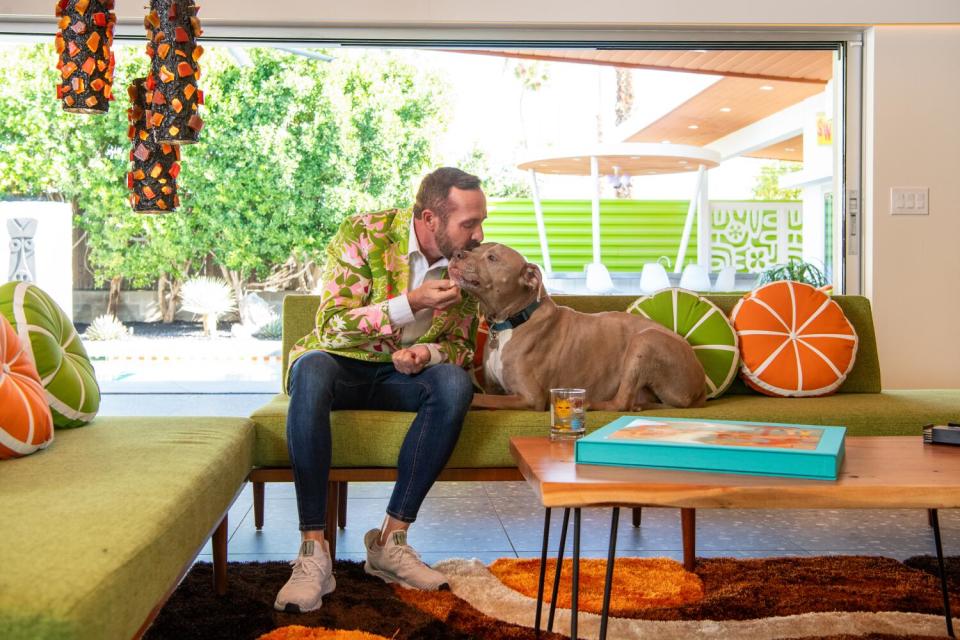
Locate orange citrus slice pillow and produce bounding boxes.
[1,314,54,459]
[732,281,858,397]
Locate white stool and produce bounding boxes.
[639,263,671,294]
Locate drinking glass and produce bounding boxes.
[550,388,586,441]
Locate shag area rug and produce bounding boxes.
[143,555,960,640]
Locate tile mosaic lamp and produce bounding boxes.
[127,78,181,213]
[54,0,117,114]
[145,0,205,146]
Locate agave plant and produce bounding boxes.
[180,276,237,336]
[83,314,129,341]
[757,259,828,288]
[254,316,283,340]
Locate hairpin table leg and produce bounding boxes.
[599,507,620,640]
[534,507,551,636]
[930,509,955,638]
[547,508,570,633]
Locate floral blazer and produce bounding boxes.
[286,208,479,390]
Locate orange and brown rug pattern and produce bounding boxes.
[144,555,960,640]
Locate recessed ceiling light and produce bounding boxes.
[760,85,774,91]
[688,124,699,130]
[692,49,708,54]
[678,160,688,164]
[720,107,732,112]
[661,140,671,144]
[784,147,795,152]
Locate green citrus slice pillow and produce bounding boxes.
[0,282,100,428]
[627,288,740,399]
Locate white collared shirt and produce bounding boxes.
[386,219,448,365]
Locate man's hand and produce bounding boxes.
[408,279,461,313]
[392,345,432,375]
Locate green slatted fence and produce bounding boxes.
[484,199,801,273]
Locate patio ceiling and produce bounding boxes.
[454,49,833,84]
[744,134,804,162]
[622,77,824,147]
[452,49,834,162]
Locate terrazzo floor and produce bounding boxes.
[100,393,960,566]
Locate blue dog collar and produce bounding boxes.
[491,298,542,333]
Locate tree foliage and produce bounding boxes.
[752,161,802,201]
[456,145,531,198]
[0,44,447,304]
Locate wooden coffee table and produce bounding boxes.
[510,436,960,640]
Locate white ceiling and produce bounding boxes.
[1,0,958,28]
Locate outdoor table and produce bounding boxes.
[517,143,721,291]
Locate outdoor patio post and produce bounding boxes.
[527,169,553,274]
[590,155,601,264]
[698,167,712,269]
[676,165,705,271]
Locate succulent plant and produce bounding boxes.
[254,316,283,340]
[83,314,128,341]
[180,276,236,336]
[756,259,828,288]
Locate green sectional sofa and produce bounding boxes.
[0,416,254,640]
[249,294,960,559]
[3,293,956,639]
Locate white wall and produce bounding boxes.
[864,26,960,388]
[0,202,74,318]
[2,0,959,26]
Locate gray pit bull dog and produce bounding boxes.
[448,242,707,412]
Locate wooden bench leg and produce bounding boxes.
[325,482,339,561]
[213,514,228,596]
[253,481,265,530]
[681,508,696,571]
[338,482,348,529]
[632,507,642,528]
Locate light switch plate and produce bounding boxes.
[890,187,929,215]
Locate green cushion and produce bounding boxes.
[281,293,882,395]
[0,283,100,427]
[0,417,254,640]
[627,288,739,399]
[249,390,960,468]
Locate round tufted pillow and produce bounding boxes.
[627,288,740,399]
[732,280,858,397]
[0,314,54,459]
[0,282,100,427]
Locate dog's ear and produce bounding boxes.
[521,263,542,291]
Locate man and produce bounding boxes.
[275,167,486,613]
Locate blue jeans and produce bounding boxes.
[286,350,474,531]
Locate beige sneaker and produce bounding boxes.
[274,539,336,613]
[363,528,449,591]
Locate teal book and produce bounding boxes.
[575,416,846,480]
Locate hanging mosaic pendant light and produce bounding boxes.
[54,0,117,114]
[144,0,204,145]
[127,78,180,213]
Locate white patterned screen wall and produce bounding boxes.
[710,202,802,272]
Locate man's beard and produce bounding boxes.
[436,221,479,259]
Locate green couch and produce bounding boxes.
[0,417,254,640]
[248,294,960,558]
